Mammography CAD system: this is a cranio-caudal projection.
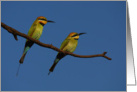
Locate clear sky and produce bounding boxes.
[1,1,126,91]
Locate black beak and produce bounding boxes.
[47,20,55,23]
[78,33,86,36]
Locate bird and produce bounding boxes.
[16,16,54,76]
[48,32,86,75]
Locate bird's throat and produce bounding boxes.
[74,38,79,40]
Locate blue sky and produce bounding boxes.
[1,1,126,91]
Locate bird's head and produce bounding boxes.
[37,16,55,26]
[68,32,86,40]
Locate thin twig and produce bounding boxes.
[1,22,112,60]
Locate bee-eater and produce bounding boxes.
[48,32,86,75]
[17,16,54,76]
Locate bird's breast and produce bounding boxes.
[65,40,78,52]
[32,26,43,40]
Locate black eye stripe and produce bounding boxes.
[72,34,78,37]
[39,19,47,21]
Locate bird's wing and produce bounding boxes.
[26,24,37,42]
[60,39,70,50]
[32,33,40,40]
[28,24,37,37]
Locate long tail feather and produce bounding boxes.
[16,53,26,76]
[48,58,60,75]
[19,53,26,64]
[48,53,66,75]
[48,62,58,75]
[49,62,58,72]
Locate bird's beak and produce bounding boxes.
[79,33,86,36]
[47,20,55,23]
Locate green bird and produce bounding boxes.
[48,32,86,75]
[19,16,54,63]
[17,16,54,76]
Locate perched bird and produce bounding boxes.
[48,32,86,75]
[17,16,54,76]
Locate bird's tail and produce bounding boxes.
[48,53,66,75]
[16,53,27,76]
[16,46,29,76]
[19,53,27,64]
[16,63,21,76]
[19,46,30,63]
[48,58,59,75]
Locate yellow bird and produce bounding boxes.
[19,16,54,63]
[49,32,86,75]
[17,16,54,76]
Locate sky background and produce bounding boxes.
[1,1,126,91]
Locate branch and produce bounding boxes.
[1,22,112,60]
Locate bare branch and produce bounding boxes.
[1,22,112,60]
